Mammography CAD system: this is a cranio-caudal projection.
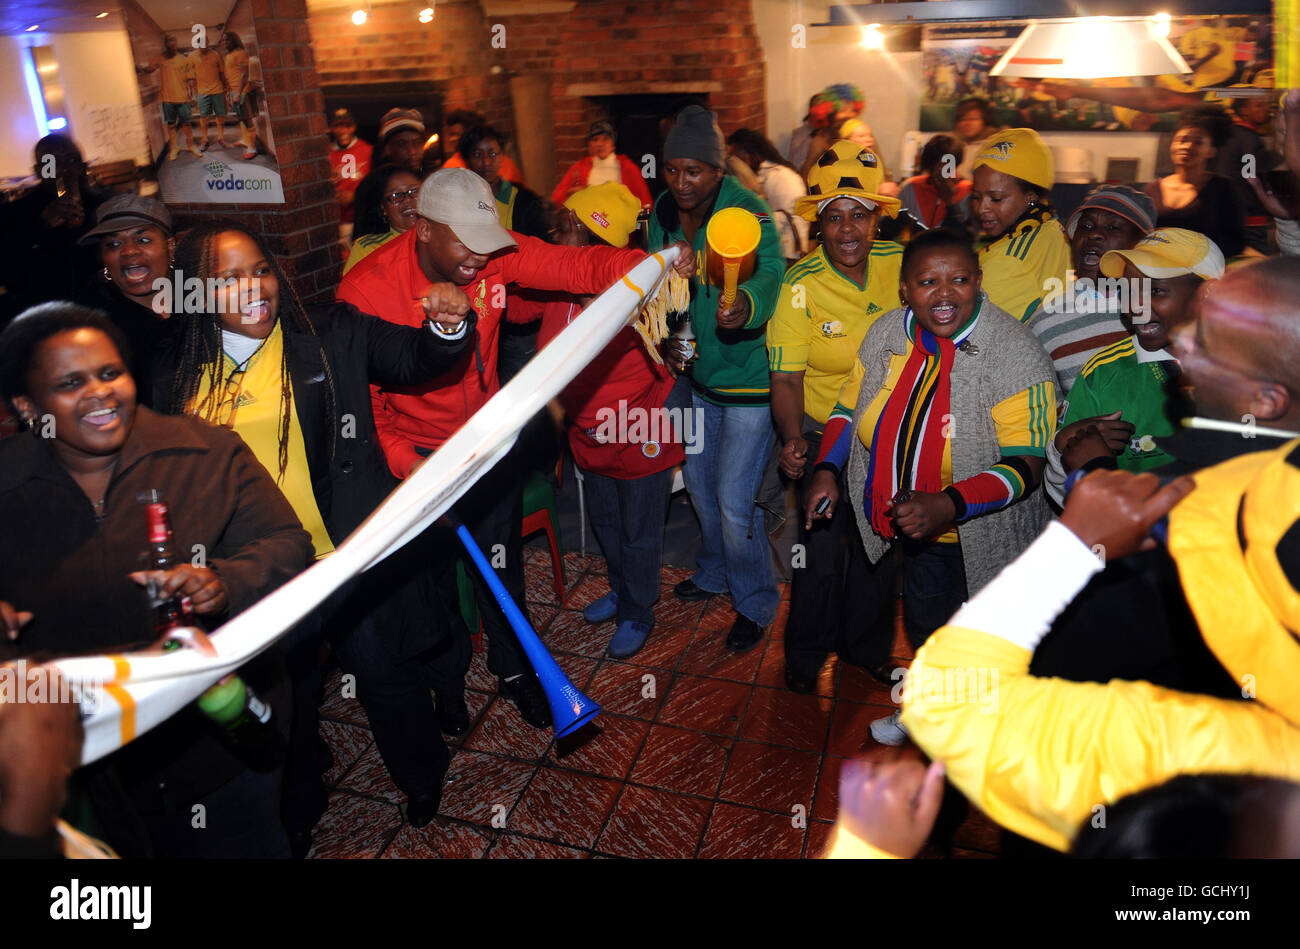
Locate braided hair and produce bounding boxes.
[165,223,337,482]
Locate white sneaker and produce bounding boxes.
[869,709,908,746]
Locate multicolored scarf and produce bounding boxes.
[864,299,981,538]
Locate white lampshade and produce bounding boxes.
[990,18,1192,80]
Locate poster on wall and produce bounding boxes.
[121,0,283,204]
[921,17,1275,134]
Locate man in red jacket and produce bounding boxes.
[552,121,653,210]
[338,167,647,730]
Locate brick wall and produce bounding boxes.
[307,0,767,193]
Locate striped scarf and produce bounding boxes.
[864,299,981,537]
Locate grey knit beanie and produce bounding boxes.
[664,105,725,168]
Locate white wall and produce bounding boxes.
[0,27,150,179]
[752,1,1164,185]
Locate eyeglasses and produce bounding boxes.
[382,186,420,204]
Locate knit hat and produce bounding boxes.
[972,127,1055,191]
[1099,227,1225,281]
[77,194,173,245]
[664,105,726,169]
[417,168,516,255]
[794,140,900,221]
[379,108,425,144]
[1066,184,1156,238]
[586,120,616,142]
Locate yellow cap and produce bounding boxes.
[793,140,900,221]
[563,182,640,248]
[972,127,1055,192]
[1099,227,1225,280]
[1168,438,1300,728]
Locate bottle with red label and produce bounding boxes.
[139,489,195,635]
[141,489,286,772]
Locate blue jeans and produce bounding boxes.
[583,465,673,627]
[682,394,779,625]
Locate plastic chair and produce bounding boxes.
[522,463,567,603]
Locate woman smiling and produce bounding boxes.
[767,141,904,692]
[806,229,1056,744]
[970,128,1072,324]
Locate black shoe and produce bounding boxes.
[288,829,313,860]
[784,665,818,694]
[436,691,470,737]
[499,674,553,729]
[406,787,443,829]
[725,614,766,652]
[674,578,718,601]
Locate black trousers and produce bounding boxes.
[419,447,534,688]
[784,430,893,677]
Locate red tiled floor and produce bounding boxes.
[698,802,805,859]
[737,686,832,753]
[488,835,590,859]
[826,699,896,758]
[836,663,901,706]
[584,660,669,719]
[755,640,836,697]
[677,628,766,683]
[655,675,751,737]
[463,697,554,759]
[697,597,736,633]
[318,672,371,728]
[543,609,612,658]
[320,719,373,786]
[806,820,834,859]
[308,792,402,859]
[620,623,694,671]
[719,741,820,815]
[307,547,1001,860]
[381,821,493,859]
[546,713,651,781]
[595,784,711,859]
[438,751,536,826]
[336,744,402,803]
[507,767,621,849]
[629,724,730,798]
[563,573,613,611]
[651,596,708,630]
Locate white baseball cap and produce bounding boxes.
[417,168,517,255]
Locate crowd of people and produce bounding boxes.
[1,78,1299,861]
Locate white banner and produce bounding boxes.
[50,246,681,765]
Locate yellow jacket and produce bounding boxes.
[900,520,1300,853]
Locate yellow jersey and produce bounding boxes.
[767,242,903,425]
[979,214,1072,324]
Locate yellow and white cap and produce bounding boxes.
[972,127,1054,192]
[793,140,900,221]
[1099,227,1226,281]
[563,182,640,248]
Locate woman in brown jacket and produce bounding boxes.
[0,301,313,857]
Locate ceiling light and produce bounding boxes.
[990,17,1190,80]
[860,24,883,51]
[1151,12,1171,38]
[351,9,367,25]
[96,11,109,18]
[418,7,434,23]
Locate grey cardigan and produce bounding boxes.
[844,296,1057,595]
